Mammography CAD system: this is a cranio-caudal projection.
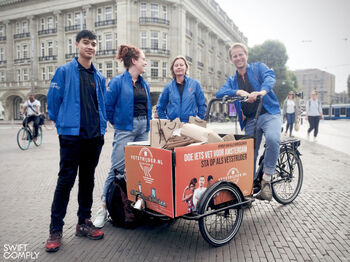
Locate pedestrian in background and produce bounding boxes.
[93,44,152,228]
[283,91,298,137]
[45,30,106,252]
[156,56,206,122]
[305,90,324,142]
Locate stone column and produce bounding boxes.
[4,20,14,82]
[191,18,198,79]
[202,26,209,94]
[28,15,38,89]
[54,10,65,65]
[83,5,93,30]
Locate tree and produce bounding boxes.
[347,74,350,98]
[248,40,298,103]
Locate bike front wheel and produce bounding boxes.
[198,182,244,247]
[34,126,43,146]
[17,127,31,150]
[272,147,303,204]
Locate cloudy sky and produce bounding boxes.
[216,0,350,92]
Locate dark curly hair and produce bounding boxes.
[116,44,142,68]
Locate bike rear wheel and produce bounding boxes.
[17,127,31,150]
[198,182,244,247]
[272,147,303,204]
[34,126,43,146]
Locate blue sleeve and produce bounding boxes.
[216,77,237,98]
[156,85,170,119]
[105,78,119,124]
[47,67,65,122]
[258,62,276,93]
[195,82,207,119]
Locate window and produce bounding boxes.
[0,47,5,61]
[162,5,167,20]
[151,60,158,80]
[97,8,102,22]
[48,41,53,56]
[162,32,167,50]
[48,66,54,80]
[16,45,21,59]
[98,63,103,71]
[22,44,28,59]
[106,62,113,78]
[140,3,147,17]
[140,31,147,48]
[22,21,28,33]
[74,12,81,25]
[115,33,118,50]
[23,68,28,81]
[162,62,167,78]
[98,35,102,50]
[0,25,4,37]
[47,17,54,29]
[67,14,72,26]
[151,4,159,18]
[16,69,21,81]
[105,33,112,50]
[150,31,158,49]
[105,6,112,20]
[41,67,46,80]
[16,22,20,34]
[0,71,5,82]
[40,18,45,30]
[67,39,73,54]
[41,42,45,57]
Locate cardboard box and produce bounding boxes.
[125,139,254,218]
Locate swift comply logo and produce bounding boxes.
[3,244,39,260]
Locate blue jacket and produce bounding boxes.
[156,76,207,122]
[216,62,280,130]
[47,58,107,136]
[105,70,152,131]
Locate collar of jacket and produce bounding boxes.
[171,75,189,87]
[72,57,97,73]
[123,69,146,87]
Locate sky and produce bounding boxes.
[216,0,350,92]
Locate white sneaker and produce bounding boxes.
[313,137,318,142]
[93,208,108,228]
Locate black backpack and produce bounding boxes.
[106,170,140,228]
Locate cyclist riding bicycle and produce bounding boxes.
[216,43,281,201]
[22,93,41,140]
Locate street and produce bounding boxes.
[0,122,349,262]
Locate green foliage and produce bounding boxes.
[248,40,298,104]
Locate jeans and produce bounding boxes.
[285,113,295,135]
[101,116,149,202]
[24,115,40,137]
[49,136,104,233]
[245,113,281,179]
[307,116,320,137]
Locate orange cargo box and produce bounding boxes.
[124,139,254,218]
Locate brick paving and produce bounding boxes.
[0,124,349,262]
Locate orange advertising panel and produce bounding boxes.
[125,146,174,218]
[174,139,254,217]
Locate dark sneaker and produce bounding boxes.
[76,219,104,240]
[45,231,62,252]
[255,180,272,201]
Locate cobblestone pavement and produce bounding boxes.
[0,124,349,262]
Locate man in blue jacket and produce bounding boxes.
[216,43,281,201]
[45,30,106,252]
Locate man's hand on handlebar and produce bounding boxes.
[245,90,266,103]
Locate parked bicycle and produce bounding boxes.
[17,115,44,150]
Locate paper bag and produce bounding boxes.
[150,118,183,148]
[189,116,207,128]
[180,123,223,143]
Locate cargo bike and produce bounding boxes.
[124,96,303,247]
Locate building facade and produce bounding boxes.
[294,68,335,105]
[0,0,246,120]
